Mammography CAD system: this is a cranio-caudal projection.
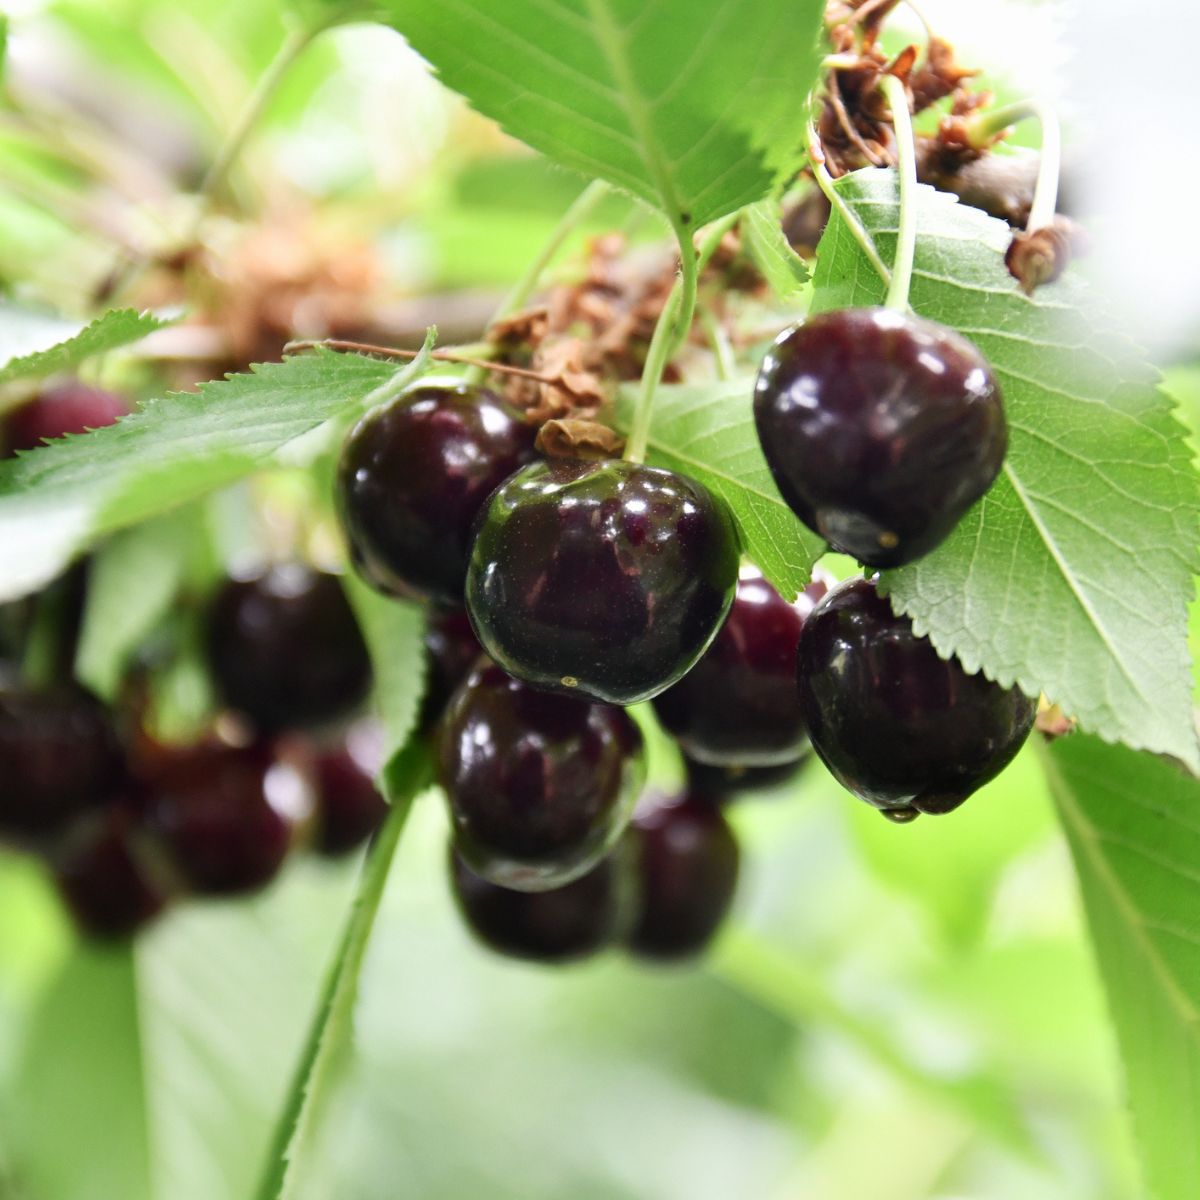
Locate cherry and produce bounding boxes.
[419,605,483,731]
[206,564,371,734]
[310,726,388,856]
[4,381,127,455]
[139,740,312,895]
[0,680,124,846]
[796,577,1036,817]
[336,383,536,604]
[465,459,741,705]
[684,755,806,802]
[754,308,1006,567]
[626,792,739,961]
[449,845,626,964]
[652,565,829,767]
[52,801,168,939]
[437,660,644,891]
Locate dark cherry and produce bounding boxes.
[684,755,806,802]
[465,458,741,705]
[449,845,626,964]
[754,308,1006,567]
[139,740,312,895]
[418,605,483,731]
[310,725,388,856]
[626,792,739,961]
[0,681,124,845]
[53,802,168,939]
[437,661,644,891]
[653,565,829,767]
[336,383,536,604]
[796,577,1036,817]
[206,564,371,734]
[4,381,127,455]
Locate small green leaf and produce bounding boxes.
[382,0,825,230]
[343,576,427,788]
[813,169,1200,769]
[75,509,207,701]
[0,345,429,602]
[741,199,810,302]
[616,379,824,599]
[10,945,152,1200]
[1044,735,1200,1200]
[0,306,167,394]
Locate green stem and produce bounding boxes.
[700,309,736,381]
[624,213,735,465]
[879,74,917,312]
[464,179,610,386]
[254,750,430,1200]
[962,99,1062,232]
[195,24,319,212]
[804,121,891,288]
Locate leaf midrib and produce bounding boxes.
[1044,748,1200,1034]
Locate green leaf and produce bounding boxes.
[381,0,825,230]
[711,928,1040,1157]
[0,306,167,394]
[741,199,810,301]
[812,169,1200,769]
[10,944,152,1200]
[1044,735,1200,1200]
[343,577,427,788]
[254,744,431,1200]
[616,379,825,599]
[75,509,207,701]
[134,862,358,1200]
[0,345,429,602]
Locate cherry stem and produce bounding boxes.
[700,309,736,382]
[196,24,322,209]
[284,338,561,386]
[965,99,1062,232]
[464,179,610,386]
[879,73,917,312]
[804,119,892,288]
[488,182,609,322]
[624,211,737,465]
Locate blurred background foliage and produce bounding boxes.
[0,0,1154,1197]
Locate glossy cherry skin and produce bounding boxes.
[626,792,739,961]
[53,801,169,939]
[449,845,627,964]
[336,383,536,604]
[465,459,741,705]
[754,308,1006,567]
[4,381,127,455]
[419,605,483,732]
[310,727,388,856]
[206,565,371,734]
[437,661,644,891]
[684,755,806,803]
[796,577,1036,817]
[653,565,829,767]
[139,740,312,896]
[0,682,124,846]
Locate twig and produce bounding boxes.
[284,338,561,386]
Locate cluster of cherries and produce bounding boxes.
[2,295,1038,962]
[1,386,387,939]
[333,299,1036,962]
